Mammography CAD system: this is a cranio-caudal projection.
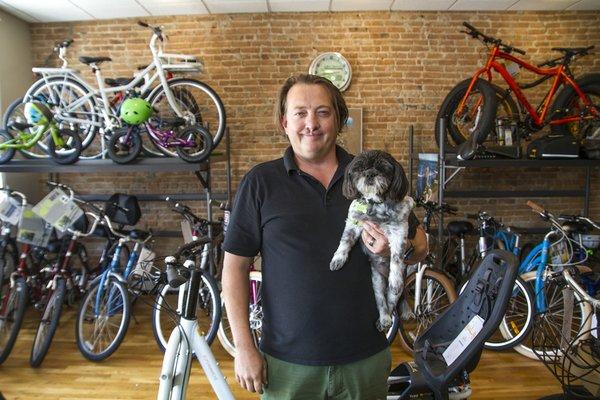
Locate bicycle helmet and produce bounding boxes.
[24,102,53,125]
[120,98,153,125]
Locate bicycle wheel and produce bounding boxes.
[0,241,17,287]
[146,79,225,156]
[47,129,82,164]
[513,270,593,361]
[217,270,263,357]
[396,269,457,353]
[175,125,213,163]
[2,97,48,159]
[483,276,535,350]
[435,78,497,147]
[550,74,600,139]
[30,278,66,367]
[75,276,131,361]
[0,130,16,164]
[107,128,142,164]
[0,277,27,364]
[27,76,101,159]
[152,271,220,352]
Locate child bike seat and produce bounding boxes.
[388,249,519,400]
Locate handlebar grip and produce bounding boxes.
[165,263,187,288]
[138,20,149,27]
[462,21,477,31]
[526,200,545,214]
[513,47,526,55]
[63,39,73,47]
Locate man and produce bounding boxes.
[222,74,427,399]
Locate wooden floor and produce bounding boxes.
[0,299,562,400]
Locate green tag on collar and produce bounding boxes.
[351,200,368,214]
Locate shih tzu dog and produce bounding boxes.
[330,150,415,332]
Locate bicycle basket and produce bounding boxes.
[531,287,600,399]
[105,193,141,226]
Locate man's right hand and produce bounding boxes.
[234,346,268,394]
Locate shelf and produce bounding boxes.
[0,153,227,173]
[444,155,600,168]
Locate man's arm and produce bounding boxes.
[222,252,267,394]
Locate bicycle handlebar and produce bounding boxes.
[461,21,526,55]
[0,187,27,207]
[138,20,164,41]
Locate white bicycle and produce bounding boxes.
[3,21,225,159]
[156,239,234,400]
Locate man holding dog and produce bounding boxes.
[222,73,427,399]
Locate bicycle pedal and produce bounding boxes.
[33,302,44,310]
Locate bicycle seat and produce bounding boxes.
[561,221,592,235]
[552,47,592,55]
[126,229,152,241]
[447,221,474,237]
[9,121,33,131]
[79,56,112,65]
[104,77,143,88]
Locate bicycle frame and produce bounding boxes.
[460,46,600,128]
[0,123,61,150]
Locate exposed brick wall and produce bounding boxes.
[25,11,600,258]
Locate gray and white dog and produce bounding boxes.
[330,150,415,332]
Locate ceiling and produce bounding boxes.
[0,0,598,23]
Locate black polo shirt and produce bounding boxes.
[223,145,416,365]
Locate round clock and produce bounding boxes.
[309,52,352,92]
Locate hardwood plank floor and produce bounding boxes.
[0,300,562,399]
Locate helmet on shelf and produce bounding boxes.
[24,102,53,125]
[120,98,153,125]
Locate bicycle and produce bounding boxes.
[4,21,226,160]
[436,22,599,156]
[152,199,222,353]
[0,102,82,165]
[156,239,233,400]
[511,201,597,361]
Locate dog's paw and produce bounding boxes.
[329,253,347,271]
[398,300,413,321]
[376,314,393,332]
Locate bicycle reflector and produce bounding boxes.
[120,98,153,125]
[24,102,53,125]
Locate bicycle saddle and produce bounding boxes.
[9,121,33,131]
[79,56,112,65]
[561,221,592,235]
[456,135,480,161]
[552,46,594,56]
[125,228,152,241]
[104,77,143,88]
[447,220,474,237]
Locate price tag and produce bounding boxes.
[32,188,83,232]
[0,193,23,226]
[134,246,156,274]
[17,205,53,247]
[442,314,484,366]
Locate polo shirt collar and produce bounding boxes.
[283,145,353,175]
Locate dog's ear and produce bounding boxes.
[387,157,408,202]
[342,160,359,200]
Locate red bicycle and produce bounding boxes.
[436,22,599,151]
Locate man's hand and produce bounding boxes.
[235,346,268,394]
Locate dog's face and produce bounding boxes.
[342,150,408,203]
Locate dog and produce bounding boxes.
[330,150,415,332]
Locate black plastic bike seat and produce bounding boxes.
[79,56,112,65]
[447,221,475,237]
[9,121,33,131]
[105,77,139,87]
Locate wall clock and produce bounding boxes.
[308,52,352,92]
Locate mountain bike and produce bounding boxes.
[156,240,233,400]
[0,102,82,165]
[4,21,225,159]
[436,22,599,156]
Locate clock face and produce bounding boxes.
[309,52,352,92]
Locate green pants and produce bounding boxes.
[261,348,391,400]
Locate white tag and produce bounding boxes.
[134,246,156,273]
[17,205,53,247]
[32,188,84,232]
[181,220,194,244]
[0,193,23,226]
[504,128,513,146]
[442,314,485,366]
[593,313,598,339]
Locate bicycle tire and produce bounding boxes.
[25,76,100,157]
[175,125,213,163]
[146,79,226,156]
[483,276,535,350]
[0,277,27,364]
[217,270,263,358]
[30,278,66,367]
[107,128,142,164]
[435,78,498,147]
[513,270,593,361]
[549,73,600,139]
[152,271,220,353]
[47,129,82,164]
[75,276,131,361]
[2,97,49,159]
[0,130,16,164]
[396,269,458,353]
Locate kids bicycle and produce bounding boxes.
[0,102,82,164]
[436,22,599,156]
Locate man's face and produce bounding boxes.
[281,83,337,163]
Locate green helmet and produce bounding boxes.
[120,98,153,125]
